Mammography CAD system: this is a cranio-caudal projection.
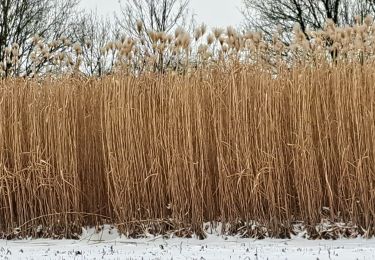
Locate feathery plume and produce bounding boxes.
[207,34,215,45]
[213,28,224,39]
[136,20,143,33]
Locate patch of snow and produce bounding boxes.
[0,225,375,259]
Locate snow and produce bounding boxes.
[1,225,375,259]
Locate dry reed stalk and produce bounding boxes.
[0,62,375,238]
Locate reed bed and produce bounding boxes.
[0,60,374,239]
[1,18,375,239]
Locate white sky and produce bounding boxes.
[79,0,244,28]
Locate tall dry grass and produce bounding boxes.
[0,60,375,239]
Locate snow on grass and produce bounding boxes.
[0,225,375,259]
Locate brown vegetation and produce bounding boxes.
[1,19,375,239]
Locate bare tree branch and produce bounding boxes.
[0,0,79,77]
[242,0,375,43]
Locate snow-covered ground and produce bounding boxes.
[1,225,375,259]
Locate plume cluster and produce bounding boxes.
[3,15,375,77]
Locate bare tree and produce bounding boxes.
[242,0,375,40]
[0,0,80,77]
[116,0,193,72]
[117,0,191,38]
[71,11,118,76]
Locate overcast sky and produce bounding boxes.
[79,0,244,28]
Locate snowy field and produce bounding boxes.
[0,226,375,260]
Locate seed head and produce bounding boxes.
[12,43,19,50]
[67,55,74,66]
[41,47,50,58]
[213,28,224,39]
[84,37,92,48]
[64,38,71,46]
[100,47,106,55]
[158,32,167,43]
[30,52,37,62]
[181,33,191,49]
[167,35,173,44]
[136,20,143,33]
[218,36,225,46]
[364,15,373,27]
[140,37,146,46]
[226,26,236,38]
[200,23,207,35]
[73,42,82,55]
[5,47,11,55]
[222,44,228,53]
[207,33,215,45]
[12,48,19,57]
[148,31,158,43]
[174,27,184,39]
[194,27,202,41]
[32,34,40,45]
[58,52,65,61]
